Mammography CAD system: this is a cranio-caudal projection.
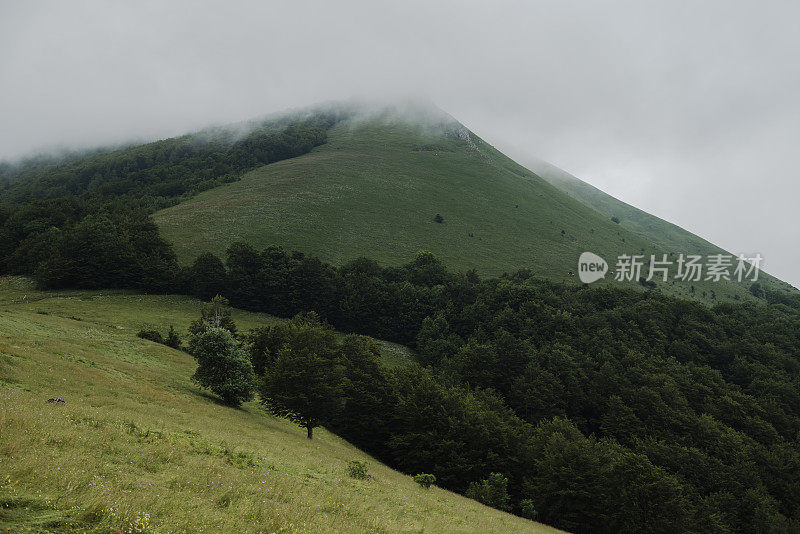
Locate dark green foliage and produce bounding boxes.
[519,499,537,520]
[189,253,227,301]
[258,314,345,439]
[433,213,444,223]
[347,460,370,480]
[0,117,333,207]
[135,324,181,352]
[246,323,291,376]
[223,242,342,326]
[188,327,256,407]
[251,313,395,450]
[611,215,621,223]
[750,282,765,298]
[387,367,526,493]
[413,474,436,489]
[416,313,462,366]
[137,328,164,344]
[329,334,396,456]
[165,325,182,350]
[524,418,692,533]
[639,276,657,289]
[466,473,511,512]
[31,209,177,290]
[216,247,800,532]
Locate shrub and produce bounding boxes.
[138,326,182,350]
[433,213,444,223]
[466,473,511,511]
[611,215,621,223]
[413,473,436,489]
[165,325,182,349]
[189,327,256,407]
[519,499,538,520]
[137,328,165,344]
[347,460,369,480]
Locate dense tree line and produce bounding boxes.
[0,114,341,280]
[175,242,800,533]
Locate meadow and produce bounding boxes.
[0,278,558,533]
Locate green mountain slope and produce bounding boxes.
[154,103,783,303]
[529,157,795,288]
[0,278,557,533]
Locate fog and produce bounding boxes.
[1,0,798,287]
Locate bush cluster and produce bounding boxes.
[137,326,181,349]
[347,460,370,480]
[413,474,436,489]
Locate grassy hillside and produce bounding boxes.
[154,106,782,303]
[155,113,658,277]
[0,278,557,533]
[527,157,796,293]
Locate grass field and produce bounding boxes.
[0,278,558,533]
[154,108,785,303]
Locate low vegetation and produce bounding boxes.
[414,474,436,490]
[347,461,370,480]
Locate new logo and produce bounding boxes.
[578,252,608,283]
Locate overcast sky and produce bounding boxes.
[2,0,798,287]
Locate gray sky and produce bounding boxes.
[2,0,799,288]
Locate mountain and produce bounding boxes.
[153,101,789,303]
[3,101,800,533]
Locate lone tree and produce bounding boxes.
[188,327,256,407]
[433,213,444,223]
[259,317,344,439]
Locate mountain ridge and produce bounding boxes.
[154,101,790,303]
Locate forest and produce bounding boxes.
[186,243,800,533]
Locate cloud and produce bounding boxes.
[1,0,798,286]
